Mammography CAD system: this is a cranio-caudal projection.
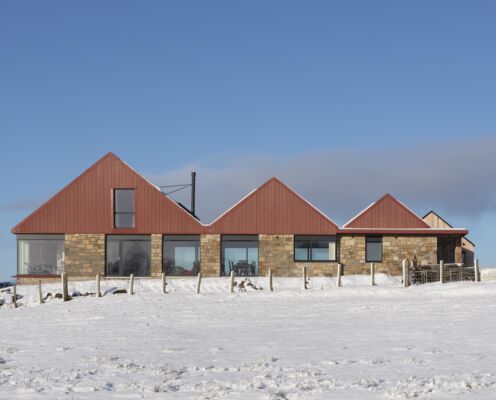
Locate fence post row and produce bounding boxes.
[402,259,409,288]
[196,272,202,294]
[129,274,135,295]
[439,260,444,284]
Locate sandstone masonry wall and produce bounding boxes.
[65,234,105,277]
[201,234,221,277]
[339,235,438,275]
[259,234,339,277]
[151,234,163,277]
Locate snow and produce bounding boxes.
[1,275,495,399]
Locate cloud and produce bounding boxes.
[0,199,44,212]
[148,137,496,226]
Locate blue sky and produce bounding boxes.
[1,1,495,280]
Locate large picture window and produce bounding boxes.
[106,235,150,276]
[366,236,383,262]
[114,189,135,228]
[221,235,258,276]
[17,235,65,275]
[294,236,337,261]
[163,235,200,276]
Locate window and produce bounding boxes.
[294,236,337,261]
[366,236,382,262]
[163,235,200,276]
[221,235,258,276]
[106,235,150,276]
[114,189,135,228]
[17,235,65,275]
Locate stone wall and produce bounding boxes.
[64,234,105,277]
[151,234,162,277]
[339,235,438,275]
[200,234,221,277]
[259,234,339,277]
[339,236,367,273]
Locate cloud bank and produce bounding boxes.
[149,137,496,225]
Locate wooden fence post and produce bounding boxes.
[268,268,273,292]
[129,274,134,295]
[303,266,308,290]
[96,274,101,298]
[337,264,342,287]
[162,272,167,293]
[38,280,44,304]
[370,262,375,286]
[61,273,69,301]
[474,259,480,282]
[12,284,17,308]
[229,270,235,293]
[439,260,444,284]
[402,259,409,288]
[196,272,202,294]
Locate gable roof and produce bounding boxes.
[208,177,339,234]
[423,211,475,246]
[422,210,453,229]
[343,193,431,229]
[12,153,204,234]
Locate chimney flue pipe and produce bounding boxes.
[191,171,196,215]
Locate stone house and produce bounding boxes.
[12,153,469,284]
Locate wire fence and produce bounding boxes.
[409,264,475,284]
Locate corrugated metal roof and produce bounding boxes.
[11,153,204,234]
[343,194,432,229]
[208,177,339,234]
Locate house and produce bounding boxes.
[12,153,469,284]
[422,211,475,266]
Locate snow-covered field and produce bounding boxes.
[1,275,495,399]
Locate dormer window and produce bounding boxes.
[114,189,135,228]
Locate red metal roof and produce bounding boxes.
[11,154,469,237]
[208,177,339,234]
[11,153,203,234]
[343,193,432,229]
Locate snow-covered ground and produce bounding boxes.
[1,275,495,399]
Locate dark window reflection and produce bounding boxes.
[163,235,200,276]
[106,235,150,276]
[221,235,258,276]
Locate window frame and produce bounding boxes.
[221,235,259,277]
[106,234,151,277]
[365,236,383,263]
[17,234,65,276]
[163,235,201,276]
[113,188,135,229]
[293,235,338,262]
